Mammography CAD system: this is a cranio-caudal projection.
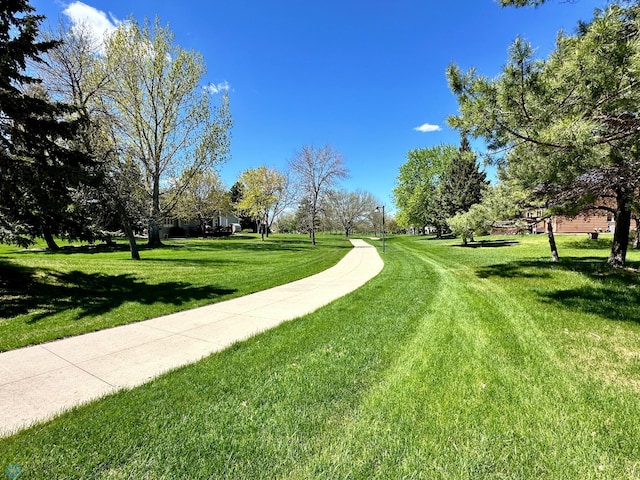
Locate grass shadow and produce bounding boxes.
[0,261,235,322]
[563,238,614,250]
[453,239,520,249]
[476,256,640,324]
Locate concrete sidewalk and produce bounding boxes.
[0,239,383,437]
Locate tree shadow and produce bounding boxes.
[0,261,235,322]
[26,243,138,255]
[453,239,520,249]
[563,238,614,250]
[476,256,640,324]
[476,261,553,279]
[20,235,349,256]
[542,286,640,324]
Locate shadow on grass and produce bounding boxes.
[476,256,640,323]
[563,238,614,250]
[19,235,349,256]
[0,261,235,322]
[453,240,520,249]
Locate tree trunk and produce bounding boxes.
[634,217,640,250]
[148,221,162,247]
[608,200,631,268]
[148,173,163,247]
[122,218,140,260]
[546,219,559,262]
[42,228,60,251]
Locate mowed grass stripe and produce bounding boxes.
[1,235,640,478]
[291,237,640,478]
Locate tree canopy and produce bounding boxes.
[393,144,457,235]
[101,17,231,247]
[0,0,95,248]
[439,137,489,219]
[447,1,640,267]
[236,166,292,238]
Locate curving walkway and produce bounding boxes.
[0,239,383,437]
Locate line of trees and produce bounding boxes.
[1,1,232,260]
[447,0,640,268]
[394,0,640,269]
[393,138,488,237]
[231,145,383,241]
[2,2,378,257]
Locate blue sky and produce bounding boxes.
[32,0,604,209]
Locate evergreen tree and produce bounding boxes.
[448,2,640,267]
[439,137,488,219]
[0,0,93,247]
[393,145,456,237]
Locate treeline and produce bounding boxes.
[394,0,640,268]
[1,2,379,259]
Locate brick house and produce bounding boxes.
[532,212,614,234]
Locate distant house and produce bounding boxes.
[533,213,614,234]
[491,210,616,236]
[159,213,241,238]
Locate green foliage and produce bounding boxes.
[173,169,230,233]
[236,166,290,233]
[101,17,231,246]
[447,203,491,244]
[0,0,96,246]
[439,137,489,219]
[447,2,640,267]
[393,144,457,233]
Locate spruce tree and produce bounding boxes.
[439,137,489,219]
[0,0,93,247]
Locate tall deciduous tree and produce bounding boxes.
[35,20,145,259]
[393,145,457,236]
[0,0,94,248]
[289,145,348,245]
[101,17,231,247]
[448,2,640,267]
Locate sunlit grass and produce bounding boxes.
[2,233,640,478]
[0,234,350,351]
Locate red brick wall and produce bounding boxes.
[553,214,611,233]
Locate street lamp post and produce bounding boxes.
[375,205,385,253]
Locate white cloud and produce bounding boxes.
[204,81,231,94]
[63,1,120,54]
[413,123,442,133]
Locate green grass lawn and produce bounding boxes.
[0,234,351,351]
[2,234,640,478]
